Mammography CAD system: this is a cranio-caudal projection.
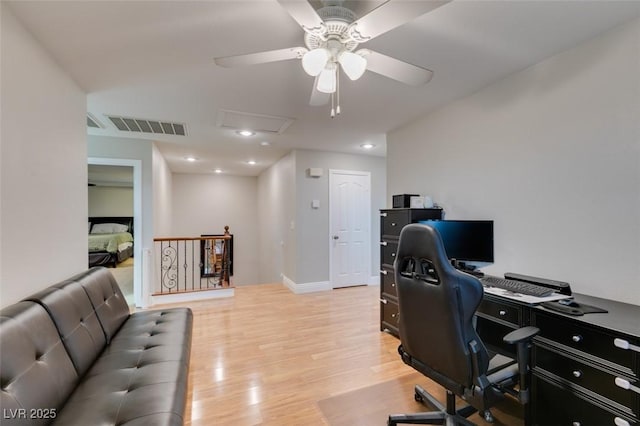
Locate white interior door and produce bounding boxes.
[329,170,371,288]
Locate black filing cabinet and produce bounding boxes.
[379,208,442,337]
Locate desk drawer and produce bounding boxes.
[533,312,636,371]
[478,299,521,326]
[381,210,410,237]
[532,375,637,426]
[536,346,637,416]
[381,297,400,335]
[381,240,399,267]
[380,268,397,298]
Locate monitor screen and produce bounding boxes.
[418,220,494,263]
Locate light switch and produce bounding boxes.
[311,199,320,209]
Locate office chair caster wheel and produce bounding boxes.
[482,410,494,423]
[414,391,424,403]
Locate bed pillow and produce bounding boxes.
[90,223,129,234]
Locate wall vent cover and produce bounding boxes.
[107,115,187,136]
[87,113,103,129]
[216,109,294,134]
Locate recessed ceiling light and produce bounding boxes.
[214,168,223,174]
[236,130,255,137]
[246,160,257,165]
[185,156,197,162]
[360,143,375,150]
[260,141,271,146]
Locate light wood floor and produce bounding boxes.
[158,284,523,425]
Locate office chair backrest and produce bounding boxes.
[394,223,489,395]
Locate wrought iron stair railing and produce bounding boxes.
[153,226,232,294]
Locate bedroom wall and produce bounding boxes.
[387,18,640,305]
[88,186,134,217]
[1,4,87,307]
[171,173,259,286]
[87,136,154,248]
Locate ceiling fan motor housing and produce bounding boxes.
[304,5,358,53]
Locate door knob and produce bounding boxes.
[333,235,339,240]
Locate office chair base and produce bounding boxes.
[388,387,478,426]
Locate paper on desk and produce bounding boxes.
[482,286,572,305]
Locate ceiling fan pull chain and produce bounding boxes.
[336,66,341,115]
[330,92,335,118]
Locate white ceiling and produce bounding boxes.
[8,1,640,176]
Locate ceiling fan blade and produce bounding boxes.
[277,0,326,36]
[347,0,451,42]
[360,50,433,86]
[214,47,307,68]
[309,76,330,106]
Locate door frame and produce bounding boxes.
[328,169,371,289]
[88,157,143,307]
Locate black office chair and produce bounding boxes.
[388,224,539,426]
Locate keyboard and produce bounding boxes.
[480,276,554,297]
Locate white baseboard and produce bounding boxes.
[282,275,331,294]
[368,275,380,286]
[150,288,234,305]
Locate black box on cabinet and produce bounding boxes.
[392,194,419,208]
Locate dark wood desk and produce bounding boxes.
[477,292,640,426]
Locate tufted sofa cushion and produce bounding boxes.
[52,308,193,426]
[26,279,107,376]
[75,267,130,343]
[0,302,78,425]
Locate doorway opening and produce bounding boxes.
[88,158,142,307]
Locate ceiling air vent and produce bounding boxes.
[107,115,187,136]
[216,110,294,134]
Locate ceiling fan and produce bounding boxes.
[214,0,450,117]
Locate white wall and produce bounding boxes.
[171,173,259,286]
[388,18,640,305]
[152,143,172,237]
[257,152,296,283]
[1,5,87,307]
[294,149,386,285]
[88,186,133,217]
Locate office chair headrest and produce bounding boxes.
[396,224,454,276]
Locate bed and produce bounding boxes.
[88,217,134,267]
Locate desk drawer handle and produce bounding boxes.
[615,377,640,395]
[380,298,388,305]
[391,283,396,288]
[572,422,581,426]
[381,212,388,217]
[391,252,396,257]
[572,370,582,378]
[499,310,507,316]
[614,418,630,426]
[614,338,640,353]
[380,241,388,246]
[391,313,398,319]
[572,335,583,343]
[380,270,388,275]
[391,222,397,227]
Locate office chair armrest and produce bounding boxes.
[503,326,539,345]
[502,326,540,405]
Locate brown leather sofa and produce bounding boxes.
[0,267,193,425]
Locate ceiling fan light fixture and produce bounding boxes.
[317,64,337,94]
[338,50,367,81]
[302,48,330,76]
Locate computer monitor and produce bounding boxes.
[418,220,494,263]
